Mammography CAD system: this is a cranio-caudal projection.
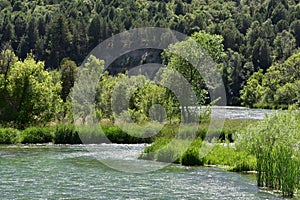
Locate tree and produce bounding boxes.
[72,55,104,124]
[175,1,184,15]
[252,38,272,71]
[161,31,225,122]
[96,71,119,120]
[241,52,300,107]
[223,50,245,105]
[290,20,300,47]
[88,15,101,49]
[26,18,39,52]
[48,15,73,68]
[273,31,296,61]
[0,52,62,127]
[59,58,78,102]
[240,70,265,107]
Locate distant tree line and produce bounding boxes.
[0,0,299,106]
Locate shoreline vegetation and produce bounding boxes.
[0,118,250,145]
[0,0,299,198]
[1,112,300,197]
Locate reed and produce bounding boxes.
[236,111,300,197]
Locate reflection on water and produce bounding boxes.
[0,144,284,199]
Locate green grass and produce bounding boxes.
[139,137,256,171]
[204,143,257,172]
[236,111,300,197]
[53,125,81,144]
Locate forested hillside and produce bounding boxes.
[0,0,299,105]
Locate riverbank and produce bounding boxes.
[139,111,300,198]
[0,119,254,145]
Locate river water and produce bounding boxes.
[0,107,285,199]
[210,106,277,120]
[0,144,284,199]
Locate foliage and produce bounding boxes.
[0,0,299,106]
[204,143,256,172]
[180,139,204,166]
[20,126,54,144]
[53,125,82,144]
[0,128,20,144]
[236,111,300,197]
[0,51,62,127]
[241,52,300,108]
[72,55,104,125]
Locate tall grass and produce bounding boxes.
[236,111,300,197]
[53,125,82,144]
[139,138,204,165]
[204,143,256,172]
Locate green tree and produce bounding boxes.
[0,53,62,127]
[290,20,300,47]
[273,31,296,61]
[88,15,101,49]
[72,55,104,125]
[59,58,78,102]
[252,38,272,71]
[240,69,265,107]
[241,52,300,107]
[48,15,73,68]
[96,71,120,120]
[162,30,225,121]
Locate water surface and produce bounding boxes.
[0,144,284,199]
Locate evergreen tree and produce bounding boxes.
[48,15,73,68]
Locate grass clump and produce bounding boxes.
[0,128,20,144]
[204,143,256,172]
[236,111,300,198]
[54,125,81,144]
[20,127,54,144]
[180,139,204,166]
[139,137,204,166]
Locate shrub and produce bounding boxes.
[139,137,171,160]
[0,128,20,144]
[77,125,109,144]
[155,142,183,164]
[20,127,54,144]
[54,125,82,144]
[180,139,204,166]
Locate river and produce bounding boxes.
[0,144,284,199]
[210,106,277,120]
[0,107,285,199]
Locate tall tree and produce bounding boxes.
[252,38,272,71]
[88,15,101,49]
[59,58,78,102]
[48,15,73,68]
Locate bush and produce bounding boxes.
[138,137,171,160]
[20,127,54,144]
[0,128,20,144]
[77,125,107,144]
[155,140,187,164]
[54,125,82,144]
[180,139,204,166]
